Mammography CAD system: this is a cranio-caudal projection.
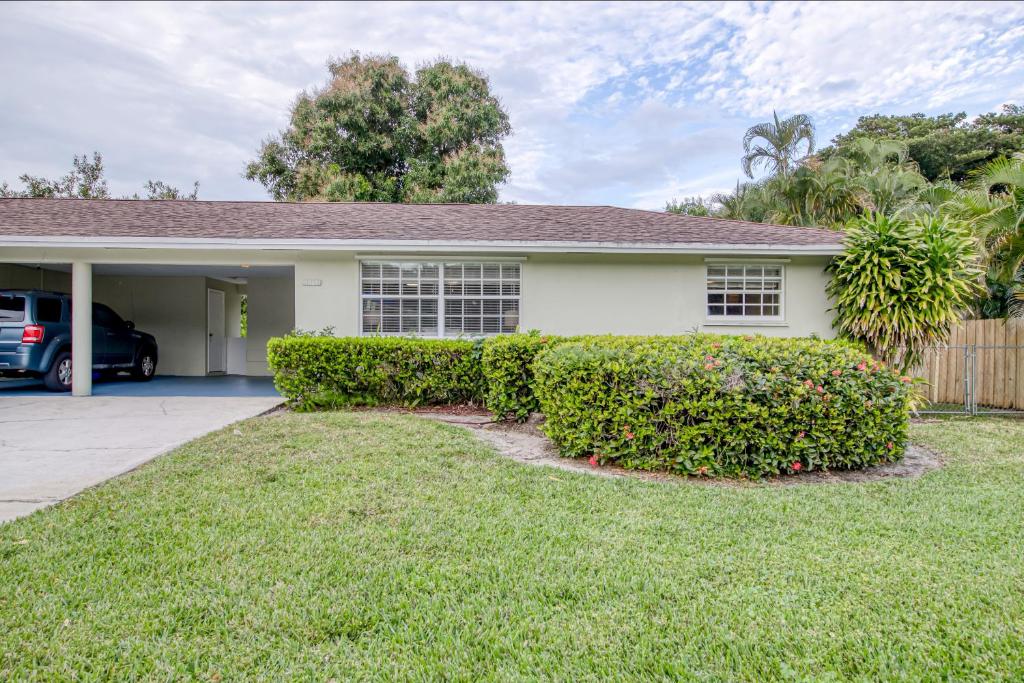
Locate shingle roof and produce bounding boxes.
[0,198,843,247]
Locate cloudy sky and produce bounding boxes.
[2,1,1023,208]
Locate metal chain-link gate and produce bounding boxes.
[914,344,1024,415]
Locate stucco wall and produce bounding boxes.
[294,257,359,334]
[289,253,836,339]
[520,254,835,337]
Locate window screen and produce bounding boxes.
[360,261,521,337]
[0,294,26,322]
[361,263,439,336]
[706,264,783,318]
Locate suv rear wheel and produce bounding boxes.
[44,351,73,392]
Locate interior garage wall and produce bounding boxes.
[0,263,71,291]
[245,276,294,376]
[92,275,208,376]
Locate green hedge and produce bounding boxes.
[267,336,484,410]
[481,332,568,420]
[532,334,912,477]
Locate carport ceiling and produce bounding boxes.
[32,264,293,279]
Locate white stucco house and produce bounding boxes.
[0,198,844,396]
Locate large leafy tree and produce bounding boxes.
[827,213,982,370]
[0,152,198,200]
[246,53,511,203]
[822,106,1024,182]
[741,111,815,179]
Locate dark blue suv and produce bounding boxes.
[0,290,158,392]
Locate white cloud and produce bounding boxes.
[1,1,1022,208]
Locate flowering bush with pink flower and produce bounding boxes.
[532,334,912,478]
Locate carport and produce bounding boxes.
[1,259,295,396]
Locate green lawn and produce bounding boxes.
[2,414,1023,681]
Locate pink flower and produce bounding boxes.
[900,376,912,383]
[803,379,814,388]
[791,462,803,472]
[797,431,806,439]
[857,362,867,372]
[705,363,715,370]
[705,355,715,362]
[832,369,842,377]
[886,442,894,450]
[697,465,709,475]
[816,385,825,394]
[624,430,635,441]
[588,454,599,467]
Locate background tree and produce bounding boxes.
[0,152,198,200]
[741,111,815,178]
[821,106,1024,182]
[129,180,200,200]
[246,53,511,203]
[664,196,712,216]
[827,213,982,371]
[1,153,109,199]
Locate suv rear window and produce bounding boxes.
[36,297,63,323]
[0,295,26,322]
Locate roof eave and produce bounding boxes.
[0,235,844,256]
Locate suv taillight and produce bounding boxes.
[22,324,44,344]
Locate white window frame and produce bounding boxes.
[358,257,523,338]
[704,259,786,325]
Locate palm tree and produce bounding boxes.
[842,138,928,216]
[943,153,1024,283]
[712,181,766,222]
[741,111,816,179]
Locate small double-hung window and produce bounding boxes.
[706,263,784,321]
[360,261,521,337]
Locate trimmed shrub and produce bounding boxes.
[481,332,567,420]
[267,336,484,410]
[533,334,912,478]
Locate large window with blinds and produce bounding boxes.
[360,261,521,337]
[706,263,784,320]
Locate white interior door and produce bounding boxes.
[207,288,227,374]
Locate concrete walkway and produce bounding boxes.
[0,396,282,522]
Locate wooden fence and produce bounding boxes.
[913,319,1024,410]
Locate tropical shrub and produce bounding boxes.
[267,336,484,410]
[827,213,982,371]
[533,335,912,478]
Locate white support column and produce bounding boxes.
[71,261,92,396]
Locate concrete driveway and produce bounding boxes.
[0,395,282,522]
